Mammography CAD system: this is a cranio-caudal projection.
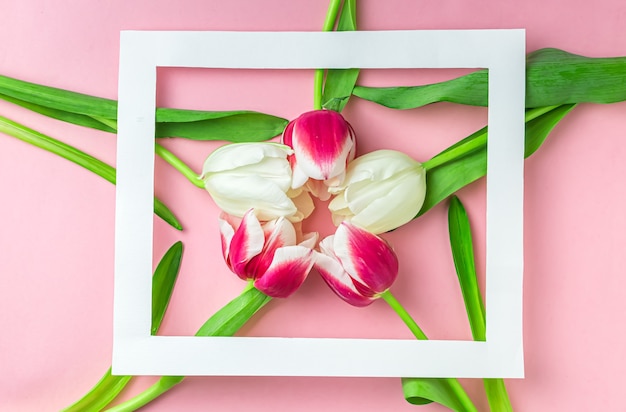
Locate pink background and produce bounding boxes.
[1,1,625,411]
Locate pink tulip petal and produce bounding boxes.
[298,231,319,249]
[254,246,315,298]
[333,222,399,294]
[218,215,235,262]
[291,111,355,181]
[314,252,375,307]
[248,217,296,277]
[228,210,265,279]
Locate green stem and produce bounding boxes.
[313,0,344,109]
[155,143,205,188]
[422,105,559,171]
[380,290,427,340]
[381,291,477,412]
[380,290,476,411]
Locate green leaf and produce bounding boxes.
[322,0,360,113]
[0,115,182,230]
[0,74,288,141]
[353,49,626,109]
[447,195,486,341]
[61,242,185,412]
[447,197,514,411]
[151,241,184,334]
[196,286,271,337]
[403,378,477,411]
[0,75,118,118]
[418,104,576,216]
[0,92,117,132]
[155,112,288,141]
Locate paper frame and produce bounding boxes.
[114,30,525,378]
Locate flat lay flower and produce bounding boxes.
[328,149,426,234]
[220,209,318,298]
[201,142,313,221]
[281,109,356,196]
[314,222,399,307]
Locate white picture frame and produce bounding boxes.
[114,29,525,378]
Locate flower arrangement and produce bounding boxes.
[2,1,626,411]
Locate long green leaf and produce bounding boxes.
[447,197,513,411]
[353,49,626,109]
[151,241,184,335]
[0,115,182,230]
[0,74,288,141]
[322,0,360,112]
[62,241,185,412]
[448,196,486,341]
[155,112,287,141]
[418,104,576,216]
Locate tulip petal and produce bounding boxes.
[333,222,399,294]
[248,217,297,277]
[254,246,315,298]
[218,215,236,261]
[228,210,265,279]
[202,142,292,175]
[291,111,355,181]
[347,170,426,234]
[298,231,319,249]
[314,252,375,307]
[205,174,297,220]
[287,188,315,222]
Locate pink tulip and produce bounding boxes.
[281,110,356,194]
[314,222,399,307]
[219,209,318,298]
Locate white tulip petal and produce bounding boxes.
[349,172,426,234]
[202,142,292,175]
[205,174,297,220]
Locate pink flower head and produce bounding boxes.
[314,222,399,307]
[282,110,356,195]
[219,209,318,298]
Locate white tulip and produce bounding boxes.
[201,142,312,222]
[328,150,426,234]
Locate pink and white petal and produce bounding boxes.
[298,231,319,249]
[291,112,354,181]
[318,235,336,256]
[218,215,236,262]
[333,222,399,293]
[313,252,375,307]
[228,210,265,278]
[253,246,315,298]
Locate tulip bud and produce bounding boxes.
[201,142,313,222]
[281,110,356,194]
[328,149,426,234]
[220,209,318,298]
[314,222,398,307]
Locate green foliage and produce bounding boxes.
[353,49,626,109]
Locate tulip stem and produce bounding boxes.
[381,290,478,412]
[155,143,205,189]
[314,0,344,110]
[380,290,427,340]
[421,105,560,171]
